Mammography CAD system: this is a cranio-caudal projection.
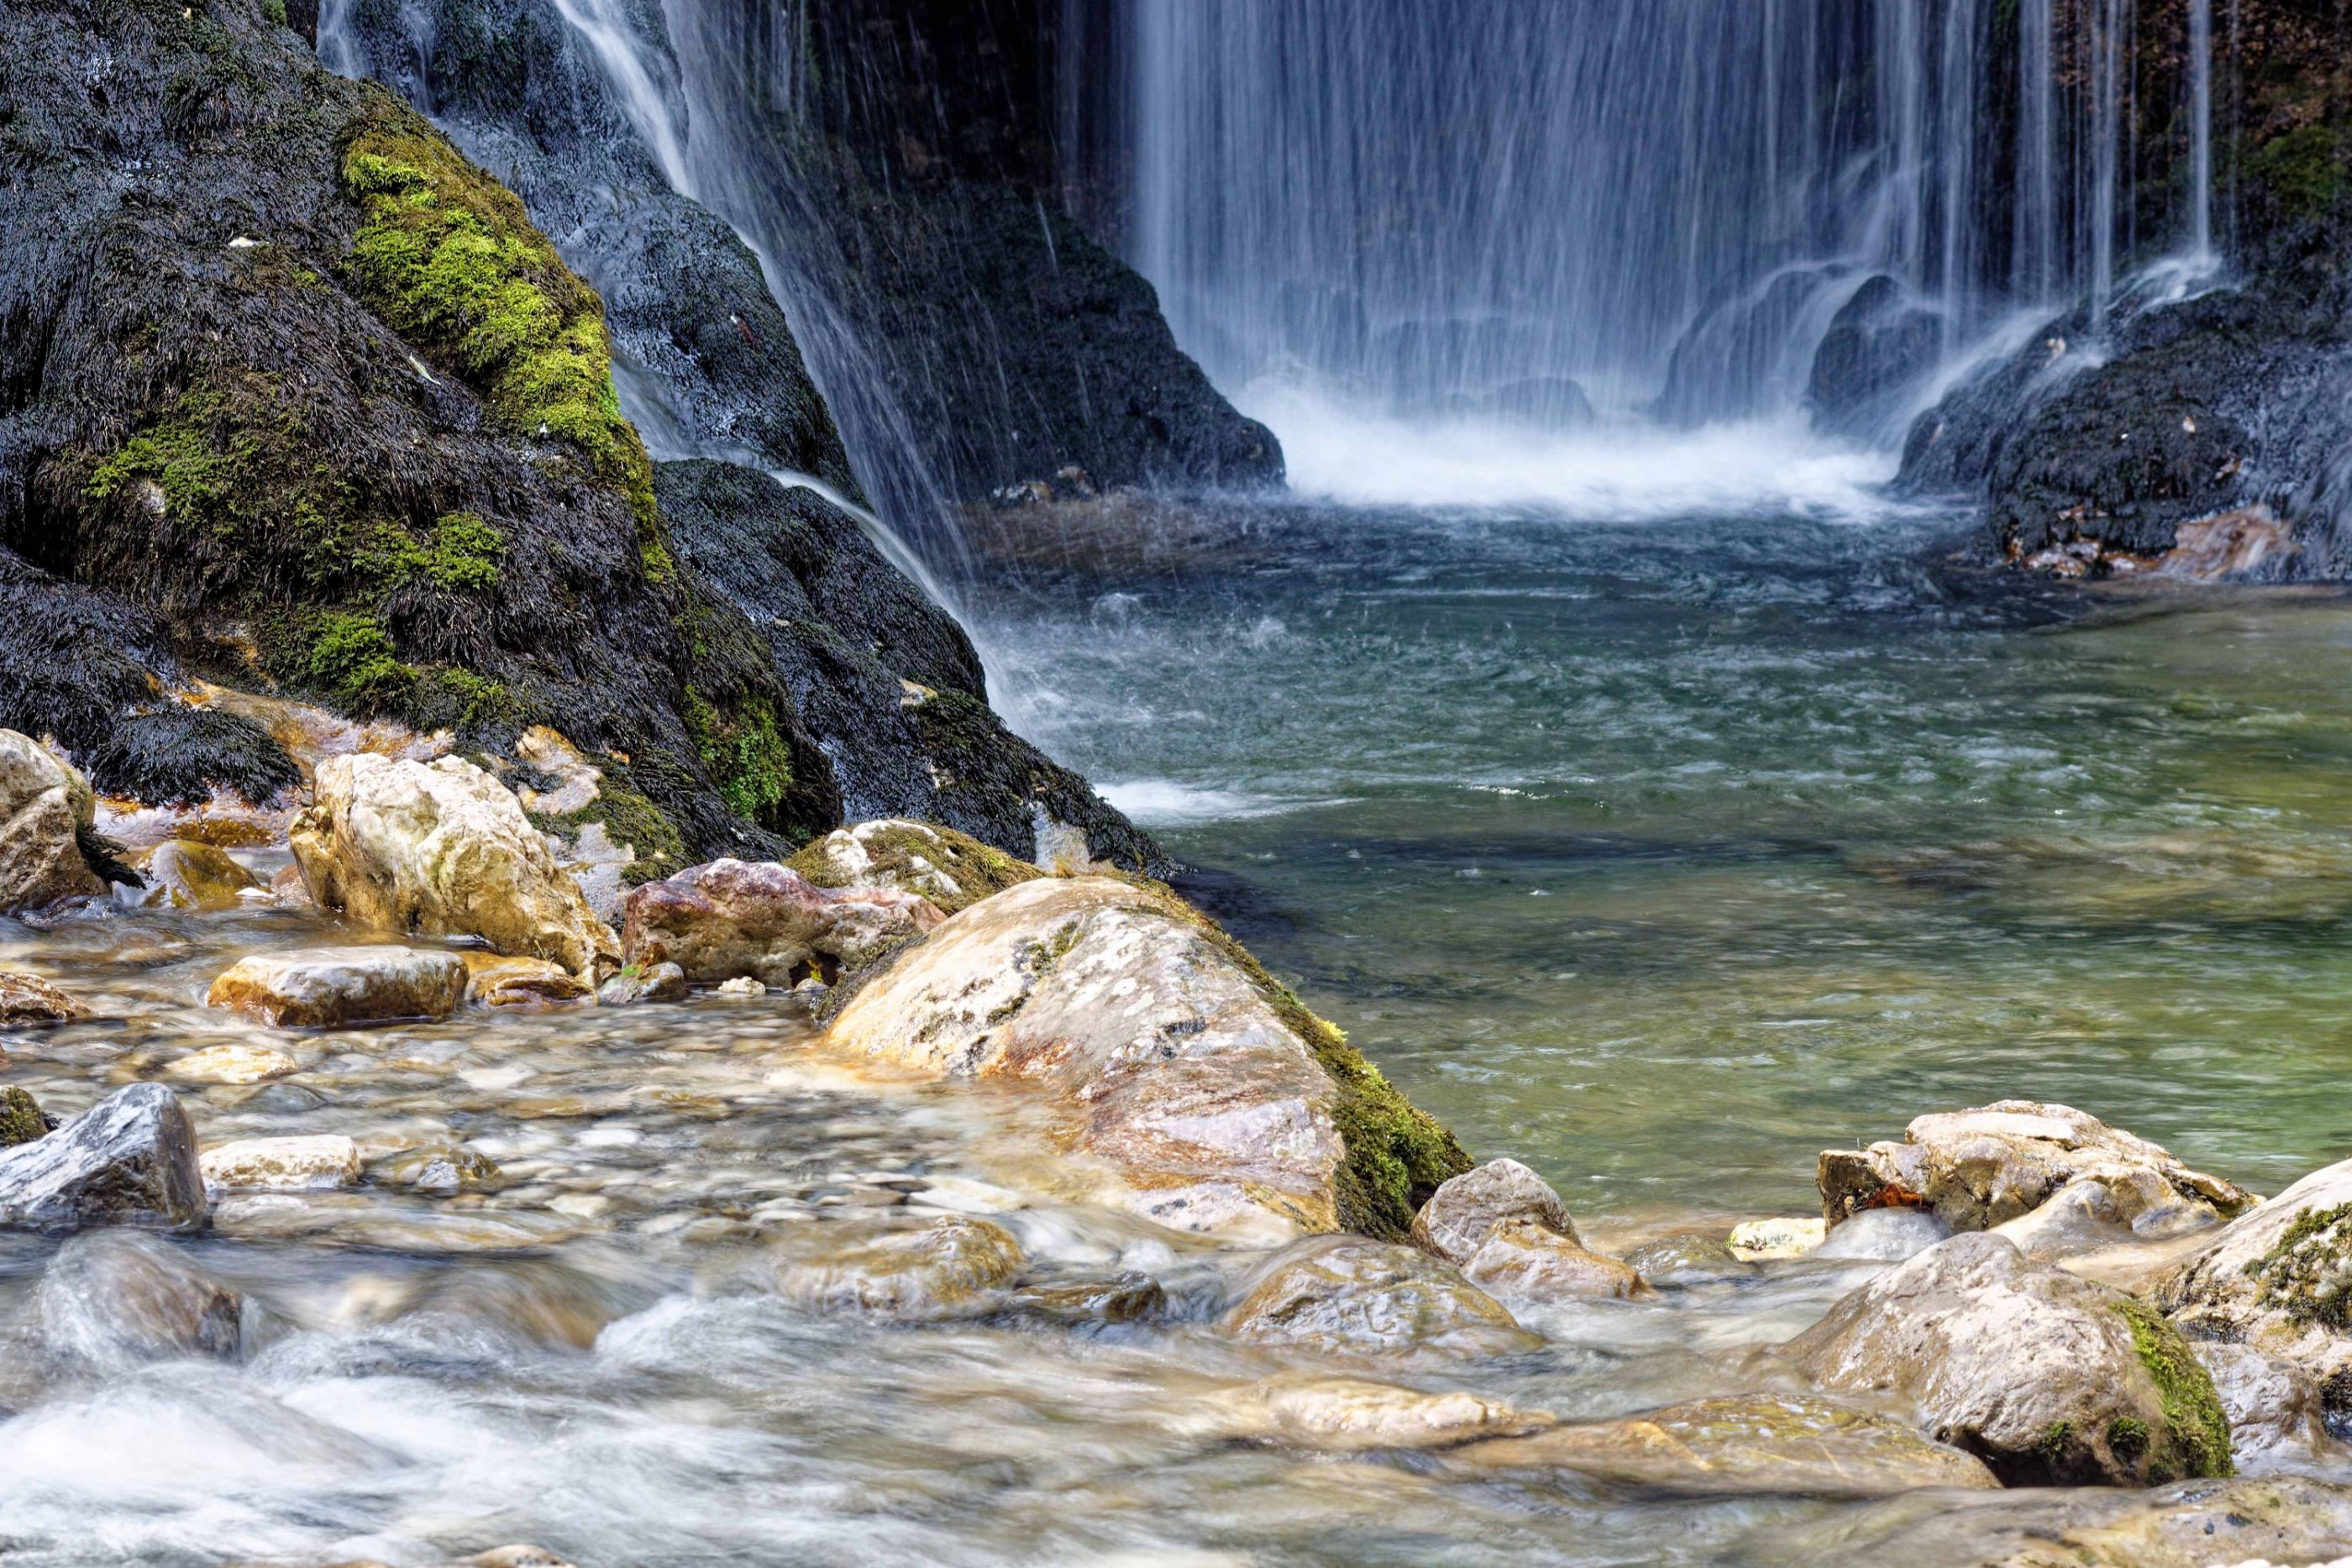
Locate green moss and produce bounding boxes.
[2107,1415,2150,1464]
[2241,1201,2352,1330]
[2039,1419,2073,1458]
[304,611,413,709]
[530,768,688,886]
[683,688,795,826]
[337,102,667,564]
[358,511,506,592]
[2249,124,2347,222]
[423,668,522,729]
[785,821,1044,915]
[0,1087,49,1149]
[263,0,288,24]
[2111,1298,2235,1481]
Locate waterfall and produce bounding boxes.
[2187,0,2216,269]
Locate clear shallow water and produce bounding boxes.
[984,499,2352,1226]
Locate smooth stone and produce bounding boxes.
[464,953,592,1008]
[470,1547,577,1568]
[1462,1219,1651,1303]
[621,857,943,984]
[2156,1154,2352,1413]
[199,1134,361,1193]
[1620,1232,1754,1286]
[1000,1272,1168,1329]
[38,1229,241,1371]
[1819,1099,2255,1235]
[208,1193,575,1252]
[207,946,467,1029]
[0,1083,207,1232]
[123,838,261,910]
[2195,1339,2347,1475]
[1728,1216,1825,1260]
[0,729,104,915]
[1410,1157,1579,1266]
[0,972,85,1026]
[1786,1232,2234,1486]
[1203,1375,1555,1452]
[596,962,686,1007]
[291,753,618,979]
[162,1043,300,1084]
[1987,1172,2141,1260]
[772,1214,1024,1316]
[716,975,768,997]
[1448,1393,1999,1498]
[377,1145,504,1198]
[1815,1205,1952,1261]
[1220,1235,1539,1361]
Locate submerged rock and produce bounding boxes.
[1786,1232,2234,1486]
[1620,1232,1754,1287]
[161,1043,301,1085]
[207,947,468,1029]
[825,876,1468,1240]
[2155,1155,2352,1414]
[292,756,619,981]
[621,857,942,985]
[0,973,84,1026]
[0,729,105,915]
[772,1214,1024,1317]
[1813,1206,1951,1262]
[1200,1375,1554,1452]
[1448,1393,1999,1499]
[1462,1220,1651,1305]
[596,962,687,1007]
[38,1230,242,1371]
[463,954,592,1009]
[199,1135,362,1194]
[0,1083,207,1233]
[1410,1158,1580,1265]
[1220,1235,1538,1361]
[121,838,262,911]
[999,1272,1168,1330]
[1818,1101,2254,1236]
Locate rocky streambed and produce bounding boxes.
[3,717,2352,1567]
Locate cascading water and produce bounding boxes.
[1108,0,2229,506]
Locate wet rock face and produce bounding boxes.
[0,973,84,1027]
[1817,1100,2255,1236]
[621,858,944,987]
[0,1083,208,1234]
[1462,1221,1650,1305]
[0,730,105,915]
[1408,1160,1649,1306]
[199,1135,363,1195]
[38,1230,242,1372]
[1410,1159,1581,1265]
[1786,1233,2234,1486]
[1199,1375,1555,1452]
[462,955,592,1009]
[1449,1393,2000,1500]
[2194,1340,2345,1475]
[207,947,469,1029]
[293,756,619,981]
[787,820,1045,916]
[596,962,686,1008]
[2155,1155,2352,1413]
[1220,1235,1537,1361]
[772,1215,1026,1318]
[124,839,263,911]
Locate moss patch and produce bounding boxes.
[786,821,1044,915]
[360,511,506,592]
[2241,1201,2352,1330]
[530,765,690,886]
[0,1087,50,1148]
[2112,1298,2235,1481]
[2249,123,2348,222]
[682,689,795,826]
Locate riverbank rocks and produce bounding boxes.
[291,755,619,981]
[2194,1340,2344,1474]
[0,729,104,914]
[38,1230,241,1371]
[1447,1394,2000,1499]
[1409,1160,1646,1302]
[0,1083,207,1232]
[206,946,469,1029]
[825,875,1469,1240]
[772,1214,1024,1316]
[0,973,83,1025]
[464,954,591,1009]
[199,1135,361,1194]
[1729,1216,1827,1261]
[2155,1155,2352,1411]
[786,820,1042,915]
[1200,1375,1555,1451]
[1220,1235,1539,1361]
[597,962,686,1007]
[1818,1101,2255,1236]
[1463,1220,1651,1303]
[123,839,260,910]
[622,858,943,985]
[1786,1233,2234,1485]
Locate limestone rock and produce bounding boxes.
[161,1043,300,1083]
[0,972,83,1026]
[0,729,104,914]
[1410,1158,1578,1265]
[1729,1216,1826,1260]
[826,877,1351,1238]
[596,962,686,1007]
[999,1272,1167,1329]
[1463,1219,1651,1303]
[377,1145,503,1195]
[1786,1232,2234,1485]
[2155,1155,2352,1411]
[291,754,618,980]
[1621,1231,1753,1286]
[1220,1235,1539,1361]
[772,1214,1024,1316]
[463,953,591,1009]
[2195,1340,2345,1475]
[1448,1393,1999,1498]
[1201,1375,1555,1451]
[206,946,468,1029]
[622,857,943,985]
[199,1134,361,1194]
[0,1083,207,1232]
[1819,1101,2255,1235]
[1813,1205,1951,1262]
[123,838,260,910]
[37,1229,241,1371]
[786,819,1042,915]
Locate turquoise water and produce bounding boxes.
[989,501,2352,1227]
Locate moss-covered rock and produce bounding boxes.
[0,1088,54,1149]
[787,820,1044,915]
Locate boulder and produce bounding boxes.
[123,839,260,910]
[2155,1155,2352,1410]
[161,1043,300,1083]
[2194,1340,2344,1475]
[621,857,943,985]
[1462,1220,1651,1304]
[1621,1232,1753,1287]
[1729,1217,1825,1260]
[1448,1393,1999,1499]
[1220,1235,1539,1361]
[1410,1158,1579,1264]
[199,1134,361,1194]
[772,1214,1024,1316]
[291,754,619,980]
[1988,1173,2145,1260]
[37,1229,241,1371]
[786,820,1042,915]
[463,954,591,1009]
[0,729,104,914]
[825,876,1467,1240]
[206,946,468,1029]
[1198,1375,1554,1452]
[0,1083,207,1232]
[0,972,83,1025]
[1786,1232,2234,1485]
[1818,1101,2255,1235]
[1813,1206,1951,1262]
[597,962,687,1007]
[0,1086,54,1146]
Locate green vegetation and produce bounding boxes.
[263,0,288,25]
[683,688,795,826]
[2241,1201,2352,1329]
[2107,1415,2150,1464]
[2111,1298,2235,1481]
[360,511,507,592]
[530,768,689,886]
[0,1087,49,1149]
[2038,1420,2072,1459]
[2249,123,2347,222]
[786,821,1043,915]
[304,611,411,709]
